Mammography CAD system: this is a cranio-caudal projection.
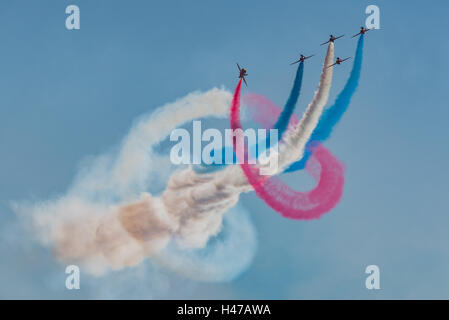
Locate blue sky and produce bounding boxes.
[0,0,449,299]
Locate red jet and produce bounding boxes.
[352,26,372,38]
[290,54,315,65]
[237,63,248,86]
[326,57,351,68]
[320,34,344,46]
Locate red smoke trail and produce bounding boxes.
[231,82,345,220]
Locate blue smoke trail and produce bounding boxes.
[273,61,305,140]
[194,61,304,174]
[284,35,364,172]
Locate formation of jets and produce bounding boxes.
[237,26,372,85]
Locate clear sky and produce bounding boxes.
[0,0,449,299]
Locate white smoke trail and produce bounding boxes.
[16,44,334,280]
[153,43,335,275]
[154,203,257,282]
[277,42,334,170]
[72,88,233,199]
[15,88,244,277]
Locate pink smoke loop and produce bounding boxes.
[231,84,346,220]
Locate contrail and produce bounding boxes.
[285,35,364,172]
[165,43,335,241]
[277,42,335,171]
[16,42,338,278]
[242,94,346,219]
[195,60,305,171]
[153,203,257,282]
[15,88,258,279]
[273,61,304,138]
[230,43,344,220]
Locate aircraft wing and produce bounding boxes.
[351,32,361,38]
[242,77,248,87]
[341,57,352,63]
[290,59,301,65]
[335,34,345,40]
[320,40,330,46]
[236,63,241,71]
[326,62,337,69]
[305,54,315,59]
